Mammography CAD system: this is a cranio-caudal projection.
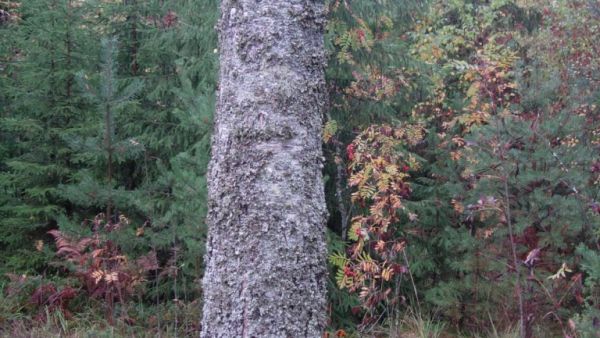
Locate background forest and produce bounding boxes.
[0,0,599,337]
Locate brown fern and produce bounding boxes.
[47,214,158,320]
[29,283,78,321]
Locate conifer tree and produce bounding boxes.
[56,0,217,301]
[107,0,217,299]
[0,0,95,273]
[201,1,328,335]
[59,37,144,222]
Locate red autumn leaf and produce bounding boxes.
[346,143,355,161]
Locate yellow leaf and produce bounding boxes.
[389,195,402,209]
[548,262,572,280]
[466,82,480,98]
[35,240,44,252]
[119,214,130,225]
[431,45,442,59]
[451,199,464,214]
[381,267,393,281]
[452,136,465,147]
[104,271,119,283]
[92,270,104,284]
[384,164,398,175]
[323,120,338,143]
[349,221,361,241]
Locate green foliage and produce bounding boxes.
[1,0,599,336]
[61,36,144,215]
[0,0,217,331]
[328,0,599,336]
[0,0,97,273]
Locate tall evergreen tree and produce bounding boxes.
[112,0,217,299]
[0,0,218,293]
[0,0,96,273]
[59,36,144,222]
[57,0,217,300]
[201,0,329,336]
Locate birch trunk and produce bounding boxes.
[201,1,328,337]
